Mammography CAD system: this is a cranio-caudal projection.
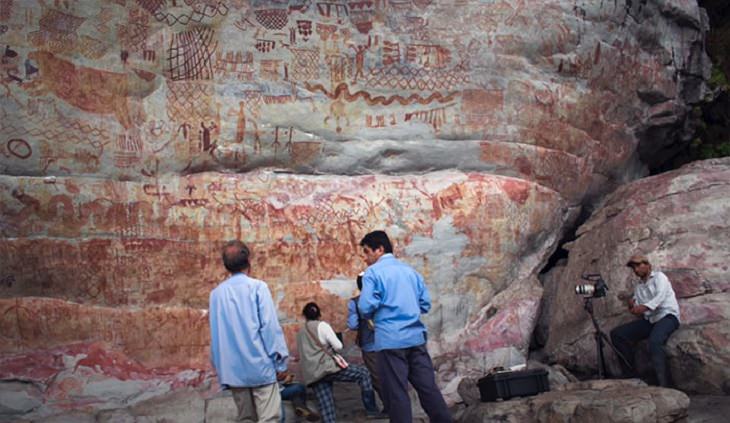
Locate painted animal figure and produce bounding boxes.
[24,51,158,129]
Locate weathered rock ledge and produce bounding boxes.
[458,379,690,423]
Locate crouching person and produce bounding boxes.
[296,302,382,422]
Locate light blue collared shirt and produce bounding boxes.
[358,254,431,350]
[209,273,289,388]
[347,297,376,352]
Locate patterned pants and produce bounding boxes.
[310,364,377,423]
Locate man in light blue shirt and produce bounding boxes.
[209,240,289,422]
[347,272,386,412]
[358,231,452,422]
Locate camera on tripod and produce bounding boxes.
[574,272,630,379]
[575,273,608,298]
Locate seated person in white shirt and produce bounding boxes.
[610,254,680,387]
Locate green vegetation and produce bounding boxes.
[709,65,729,90]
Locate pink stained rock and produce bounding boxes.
[540,158,730,393]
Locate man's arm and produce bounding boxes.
[346,299,359,331]
[257,284,289,373]
[417,272,431,314]
[358,270,381,318]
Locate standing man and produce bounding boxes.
[347,272,386,413]
[358,231,452,423]
[209,240,289,422]
[610,254,680,387]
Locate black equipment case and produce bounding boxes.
[477,368,550,402]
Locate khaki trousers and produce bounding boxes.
[231,382,281,422]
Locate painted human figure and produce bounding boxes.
[235,101,246,144]
[200,121,217,152]
[349,38,371,84]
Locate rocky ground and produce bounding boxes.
[6,381,729,423]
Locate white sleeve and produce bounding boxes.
[318,321,343,352]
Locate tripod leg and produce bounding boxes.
[599,331,634,376]
[596,332,605,379]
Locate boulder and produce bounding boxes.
[459,379,690,423]
[541,158,730,393]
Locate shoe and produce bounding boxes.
[294,406,321,422]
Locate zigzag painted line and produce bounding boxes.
[304,82,459,106]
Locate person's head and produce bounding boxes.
[302,302,321,321]
[356,271,364,291]
[359,230,392,265]
[222,240,251,274]
[626,254,652,280]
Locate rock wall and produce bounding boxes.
[0,0,712,418]
[540,158,730,394]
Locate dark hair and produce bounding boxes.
[302,302,321,320]
[359,230,393,254]
[222,240,251,273]
[356,272,363,291]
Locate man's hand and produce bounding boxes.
[276,372,295,384]
[630,304,649,316]
[627,298,636,310]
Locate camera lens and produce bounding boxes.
[575,284,595,296]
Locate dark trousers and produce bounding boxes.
[362,349,386,411]
[280,383,306,423]
[378,344,452,423]
[610,314,679,387]
[280,383,306,407]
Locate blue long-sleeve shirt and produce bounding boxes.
[209,273,289,388]
[347,297,376,352]
[358,254,431,350]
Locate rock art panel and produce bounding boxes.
[0,170,569,417]
[0,170,568,350]
[0,0,716,418]
[0,0,710,203]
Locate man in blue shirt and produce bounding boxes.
[358,231,452,422]
[209,240,289,422]
[347,272,386,413]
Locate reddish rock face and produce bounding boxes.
[540,158,730,394]
[0,0,711,418]
[0,170,568,415]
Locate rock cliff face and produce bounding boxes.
[0,0,712,418]
[540,158,730,394]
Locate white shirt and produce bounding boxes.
[633,271,681,324]
[316,321,343,352]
